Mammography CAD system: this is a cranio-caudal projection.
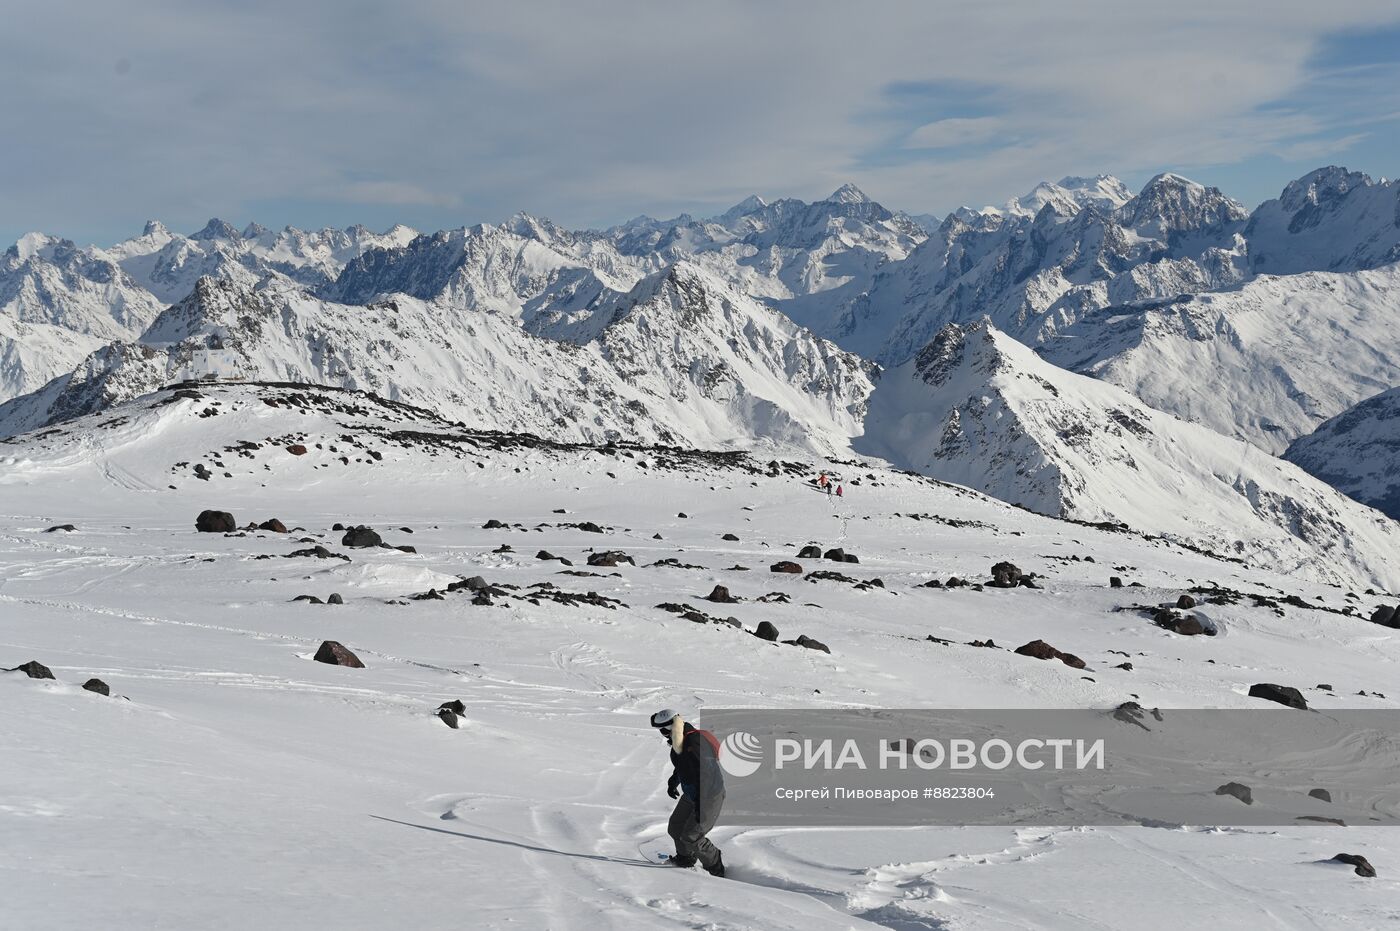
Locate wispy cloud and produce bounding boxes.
[2,0,1399,244]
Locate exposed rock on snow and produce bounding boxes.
[7,660,56,680]
[195,510,236,533]
[1248,683,1308,709]
[312,641,364,668]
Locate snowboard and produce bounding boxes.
[638,837,676,864]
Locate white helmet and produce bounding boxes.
[650,708,679,728]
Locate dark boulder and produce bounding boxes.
[797,545,823,559]
[341,526,382,548]
[313,641,364,668]
[705,585,738,604]
[754,621,780,642]
[327,593,344,605]
[1249,683,1308,709]
[1332,854,1375,877]
[1176,594,1197,609]
[482,519,506,529]
[1014,640,1060,661]
[286,444,308,456]
[785,634,831,654]
[287,545,338,559]
[1371,605,1400,628]
[437,708,460,728]
[293,595,325,604]
[770,561,803,573]
[577,521,605,534]
[1014,640,1084,669]
[1175,615,1206,636]
[1109,576,1123,588]
[988,561,1022,588]
[44,524,76,533]
[82,678,110,696]
[1309,788,1332,803]
[196,510,236,533]
[587,551,634,568]
[823,548,845,561]
[258,518,288,533]
[9,660,55,680]
[721,533,740,542]
[1216,782,1253,805]
[842,553,859,564]
[439,699,466,716]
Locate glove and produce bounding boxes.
[667,775,680,799]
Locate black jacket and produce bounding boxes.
[667,723,725,817]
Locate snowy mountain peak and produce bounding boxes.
[861,319,1400,589]
[142,220,169,238]
[1277,165,1372,213]
[718,194,768,222]
[826,183,872,205]
[1117,173,1246,238]
[190,218,241,241]
[241,222,269,239]
[8,232,67,262]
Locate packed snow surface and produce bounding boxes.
[2,383,1398,929]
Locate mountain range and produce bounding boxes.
[5,166,1400,587]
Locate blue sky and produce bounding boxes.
[2,1,1398,247]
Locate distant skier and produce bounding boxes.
[817,472,829,490]
[650,709,726,877]
[836,485,843,498]
[826,481,833,496]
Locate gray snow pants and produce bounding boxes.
[667,793,725,868]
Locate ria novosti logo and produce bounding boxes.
[719,731,763,777]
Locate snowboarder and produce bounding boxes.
[650,709,726,877]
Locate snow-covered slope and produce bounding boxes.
[0,267,874,456]
[1245,167,1400,274]
[605,185,925,340]
[858,319,1400,590]
[1,233,164,341]
[1284,387,1400,518]
[325,218,646,322]
[1002,175,1134,218]
[2,381,1397,929]
[844,173,1248,364]
[0,314,109,405]
[1041,262,1400,452]
[104,218,421,302]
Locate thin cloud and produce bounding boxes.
[2,0,1400,244]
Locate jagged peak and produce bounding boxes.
[1276,165,1375,211]
[241,222,269,239]
[1141,171,1203,191]
[8,231,67,262]
[720,194,767,219]
[826,183,872,205]
[191,218,240,241]
[142,220,169,237]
